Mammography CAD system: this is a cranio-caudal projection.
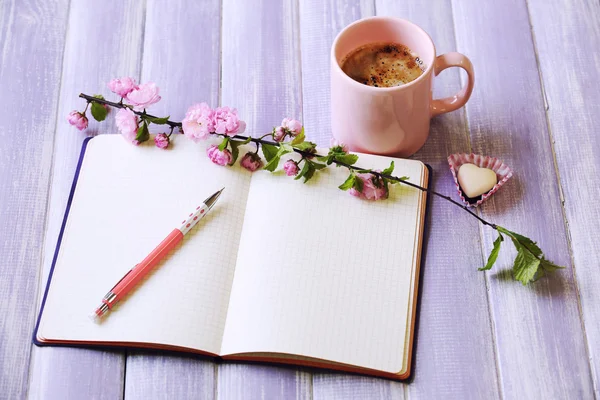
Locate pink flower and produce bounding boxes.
[240,152,263,172]
[273,126,286,142]
[182,103,215,141]
[281,118,302,135]
[349,173,388,201]
[213,107,246,136]
[108,77,137,97]
[67,110,88,130]
[115,108,139,143]
[330,137,348,153]
[207,145,233,166]
[154,133,169,149]
[126,82,161,110]
[283,160,299,176]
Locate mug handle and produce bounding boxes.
[430,52,474,117]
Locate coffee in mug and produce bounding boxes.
[341,43,424,87]
[331,17,475,156]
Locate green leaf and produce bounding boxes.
[387,175,409,185]
[338,174,355,191]
[311,161,326,170]
[303,162,316,182]
[497,226,543,257]
[146,115,170,125]
[382,161,395,176]
[295,160,310,181]
[218,137,230,151]
[540,258,565,271]
[317,156,329,162]
[280,143,294,153]
[534,258,566,280]
[382,178,390,195]
[263,155,281,172]
[353,176,364,193]
[512,247,541,285]
[479,233,504,271]
[229,140,244,164]
[293,141,317,152]
[262,143,279,162]
[135,121,149,143]
[334,153,359,166]
[90,102,108,122]
[291,131,305,145]
[496,226,564,284]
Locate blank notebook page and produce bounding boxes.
[37,135,251,354]
[221,153,425,373]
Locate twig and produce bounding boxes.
[80,93,498,230]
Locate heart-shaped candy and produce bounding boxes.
[457,163,498,198]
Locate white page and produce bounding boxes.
[220,153,425,373]
[38,135,251,354]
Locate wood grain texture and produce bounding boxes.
[313,374,403,399]
[300,1,402,398]
[218,0,311,397]
[27,1,145,399]
[221,0,302,135]
[452,0,595,398]
[377,1,501,398]
[123,0,221,397]
[0,1,69,398]
[299,0,374,146]
[217,364,311,400]
[1,0,597,398]
[125,352,216,400]
[302,0,500,397]
[27,349,125,400]
[527,0,600,396]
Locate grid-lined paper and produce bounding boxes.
[38,135,251,354]
[38,137,426,373]
[220,153,425,374]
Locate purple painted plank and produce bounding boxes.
[27,1,145,399]
[300,0,374,146]
[221,0,302,135]
[125,352,215,399]
[218,0,311,397]
[28,348,125,399]
[452,0,594,398]
[299,1,405,398]
[303,0,500,397]
[0,0,69,398]
[377,1,501,398]
[137,0,220,122]
[528,0,600,395]
[123,0,221,397]
[217,364,311,400]
[313,374,402,399]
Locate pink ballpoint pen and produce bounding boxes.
[90,188,224,322]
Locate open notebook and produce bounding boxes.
[34,134,429,380]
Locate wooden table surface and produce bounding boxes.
[1,0,599,399]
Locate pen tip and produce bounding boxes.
[89,310,102,324]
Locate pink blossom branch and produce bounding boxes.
[80,92,496,229]
[77,91,569,284]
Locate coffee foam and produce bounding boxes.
[341,43,425,87]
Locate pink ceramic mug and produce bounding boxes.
[331,17,474,156]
